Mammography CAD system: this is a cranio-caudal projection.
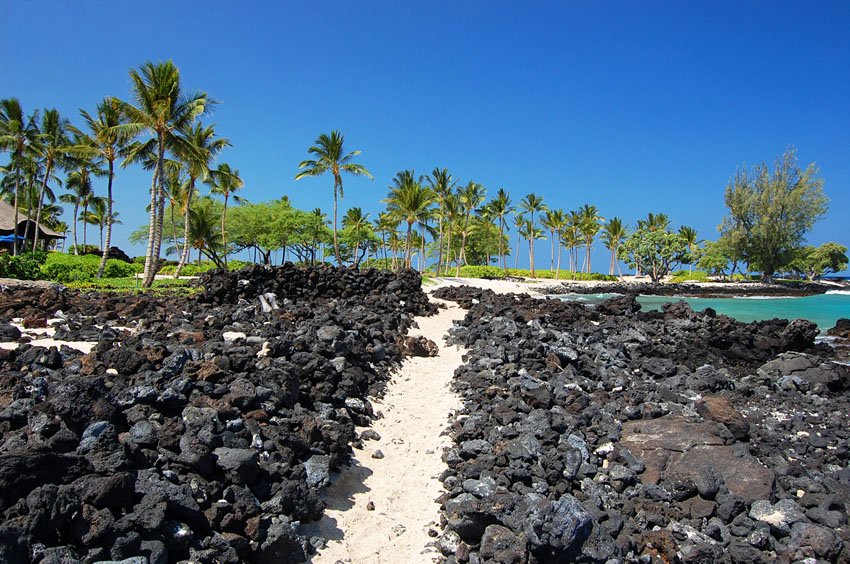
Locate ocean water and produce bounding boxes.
[553,290,850,331]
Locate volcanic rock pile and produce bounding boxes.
[432,286,849,563]
[0,266,433,563]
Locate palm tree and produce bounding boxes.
[384,170,435,269]
[0,99,40,255]
[81,196,109,250]
[374,211,397,267]
[490,188,513,271]
[208,163,243,267]
[173,122,229,276]
[577,204,604,273]
[457,181,485,275]
[518,193,547,271]
[520,219,545,278]
[679,225,698,272]
[295,130,373,265]
[442,192,461,275]
[60,167,95,253]
[32,109,73,251]
[645,212,670,232]
[512,213,525,269]
[424,167,458,274]
[341,207,374,268]
[602,217,627,276]
[75,98,131,277]
[541,209,566,275]
[113,60,210,287]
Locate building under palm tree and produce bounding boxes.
[0,199,64,251]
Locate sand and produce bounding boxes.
[305,297,468,563]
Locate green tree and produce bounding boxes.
[678,226,698,272]
[32,109,73,251]
[75,98,132,277]
[114,60,210,287]
[788,242,848,280]
[173,122,229,276]
[340,207,378,268]
[208,163,243,266]
[457,181,486,274]
[295,130,373,265]
[490,188,513,272]
[602,217,627,276]
[577,204,604,273]
[0,99,40,255]
[385,170,434,269]
[541,209,565,275]
[520,218,545,278]
[620,225,688,283]
[720,147,828,282]
[425,167,458,274]
[697,240,733,278]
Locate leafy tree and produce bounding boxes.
[295,130,373,265]
[340,207,379,268]
[787,242,848,280]
[678,226,698,272]
[114,60,210,287]
[541,209,565,273]
[520,218,545,278]
[620,225,688,283]
[385,170,434,269]
[720,147,828,282]
[489,188,513,271]
[457,182,486,274]
[32,109,73,251]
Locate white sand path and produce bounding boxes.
[306,297,468,563]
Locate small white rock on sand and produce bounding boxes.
[305,297,468,563]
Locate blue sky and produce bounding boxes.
[3,1,849,272]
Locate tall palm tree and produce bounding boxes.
[512,213,525,269]
[207,163,243,267]
[295,130,373,265]
[60,167,95,254]
[541,209,566,274]
[577,204,604,273]
[374,211,397,266]
[75,98,131,277]
[490,188,513,271]
[81,195,109,250]
[645,212,670,232]
[341,207,374,268]
[384,170,435,269]
[520,219,545,278]
[31,109,73,251]
[442,192,461,275]
[113,60,210,287]
[424,167,458,274]
[173,122,229,276]
[518,193,547,272]
[457,181,485,275]
[679,225,698,272]
[602,217,627,276]
[0,99,40,255]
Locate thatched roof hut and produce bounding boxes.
[0,200,65,249]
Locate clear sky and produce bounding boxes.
[3,1,849,273]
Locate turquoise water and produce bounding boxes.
[554,291,850,331]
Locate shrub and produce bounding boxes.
[670,270,710,283]
[0,252,48,280]
[457,265,616,281]
[66,244,100,255]
[40,253,142,282]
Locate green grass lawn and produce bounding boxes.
[64,276,198,295]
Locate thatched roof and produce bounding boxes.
[0,199,65,238]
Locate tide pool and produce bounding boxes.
[553,290,850,331]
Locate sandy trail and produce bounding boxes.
[306,297,467,563]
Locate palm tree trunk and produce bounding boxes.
[529,237,536,278]
[420,223,426,274]
[12,173,20,256]
[499,218,506,272]
[82,202,89,249]
[33,160,53,252]
[71,203,79,255]
[514,231,521,270]
[556,235,562,279]
[97,160,115,278]
[332,177,341,265]
[609,249,616,276]
[436,206,444,275]
[221,192,229,267]
[550,229,555,272]
[443,229,452,276]
[22,174,36,252]
[143,139,164,287]
[175,180,194,278]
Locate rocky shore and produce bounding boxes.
[431,285,849,563]
[0,265,434,563]
[548,280,838,298]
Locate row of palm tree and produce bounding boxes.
[1,61,247,286]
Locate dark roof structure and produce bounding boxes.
[0,200,65,239]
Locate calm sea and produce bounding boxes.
[554,290,850,332]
